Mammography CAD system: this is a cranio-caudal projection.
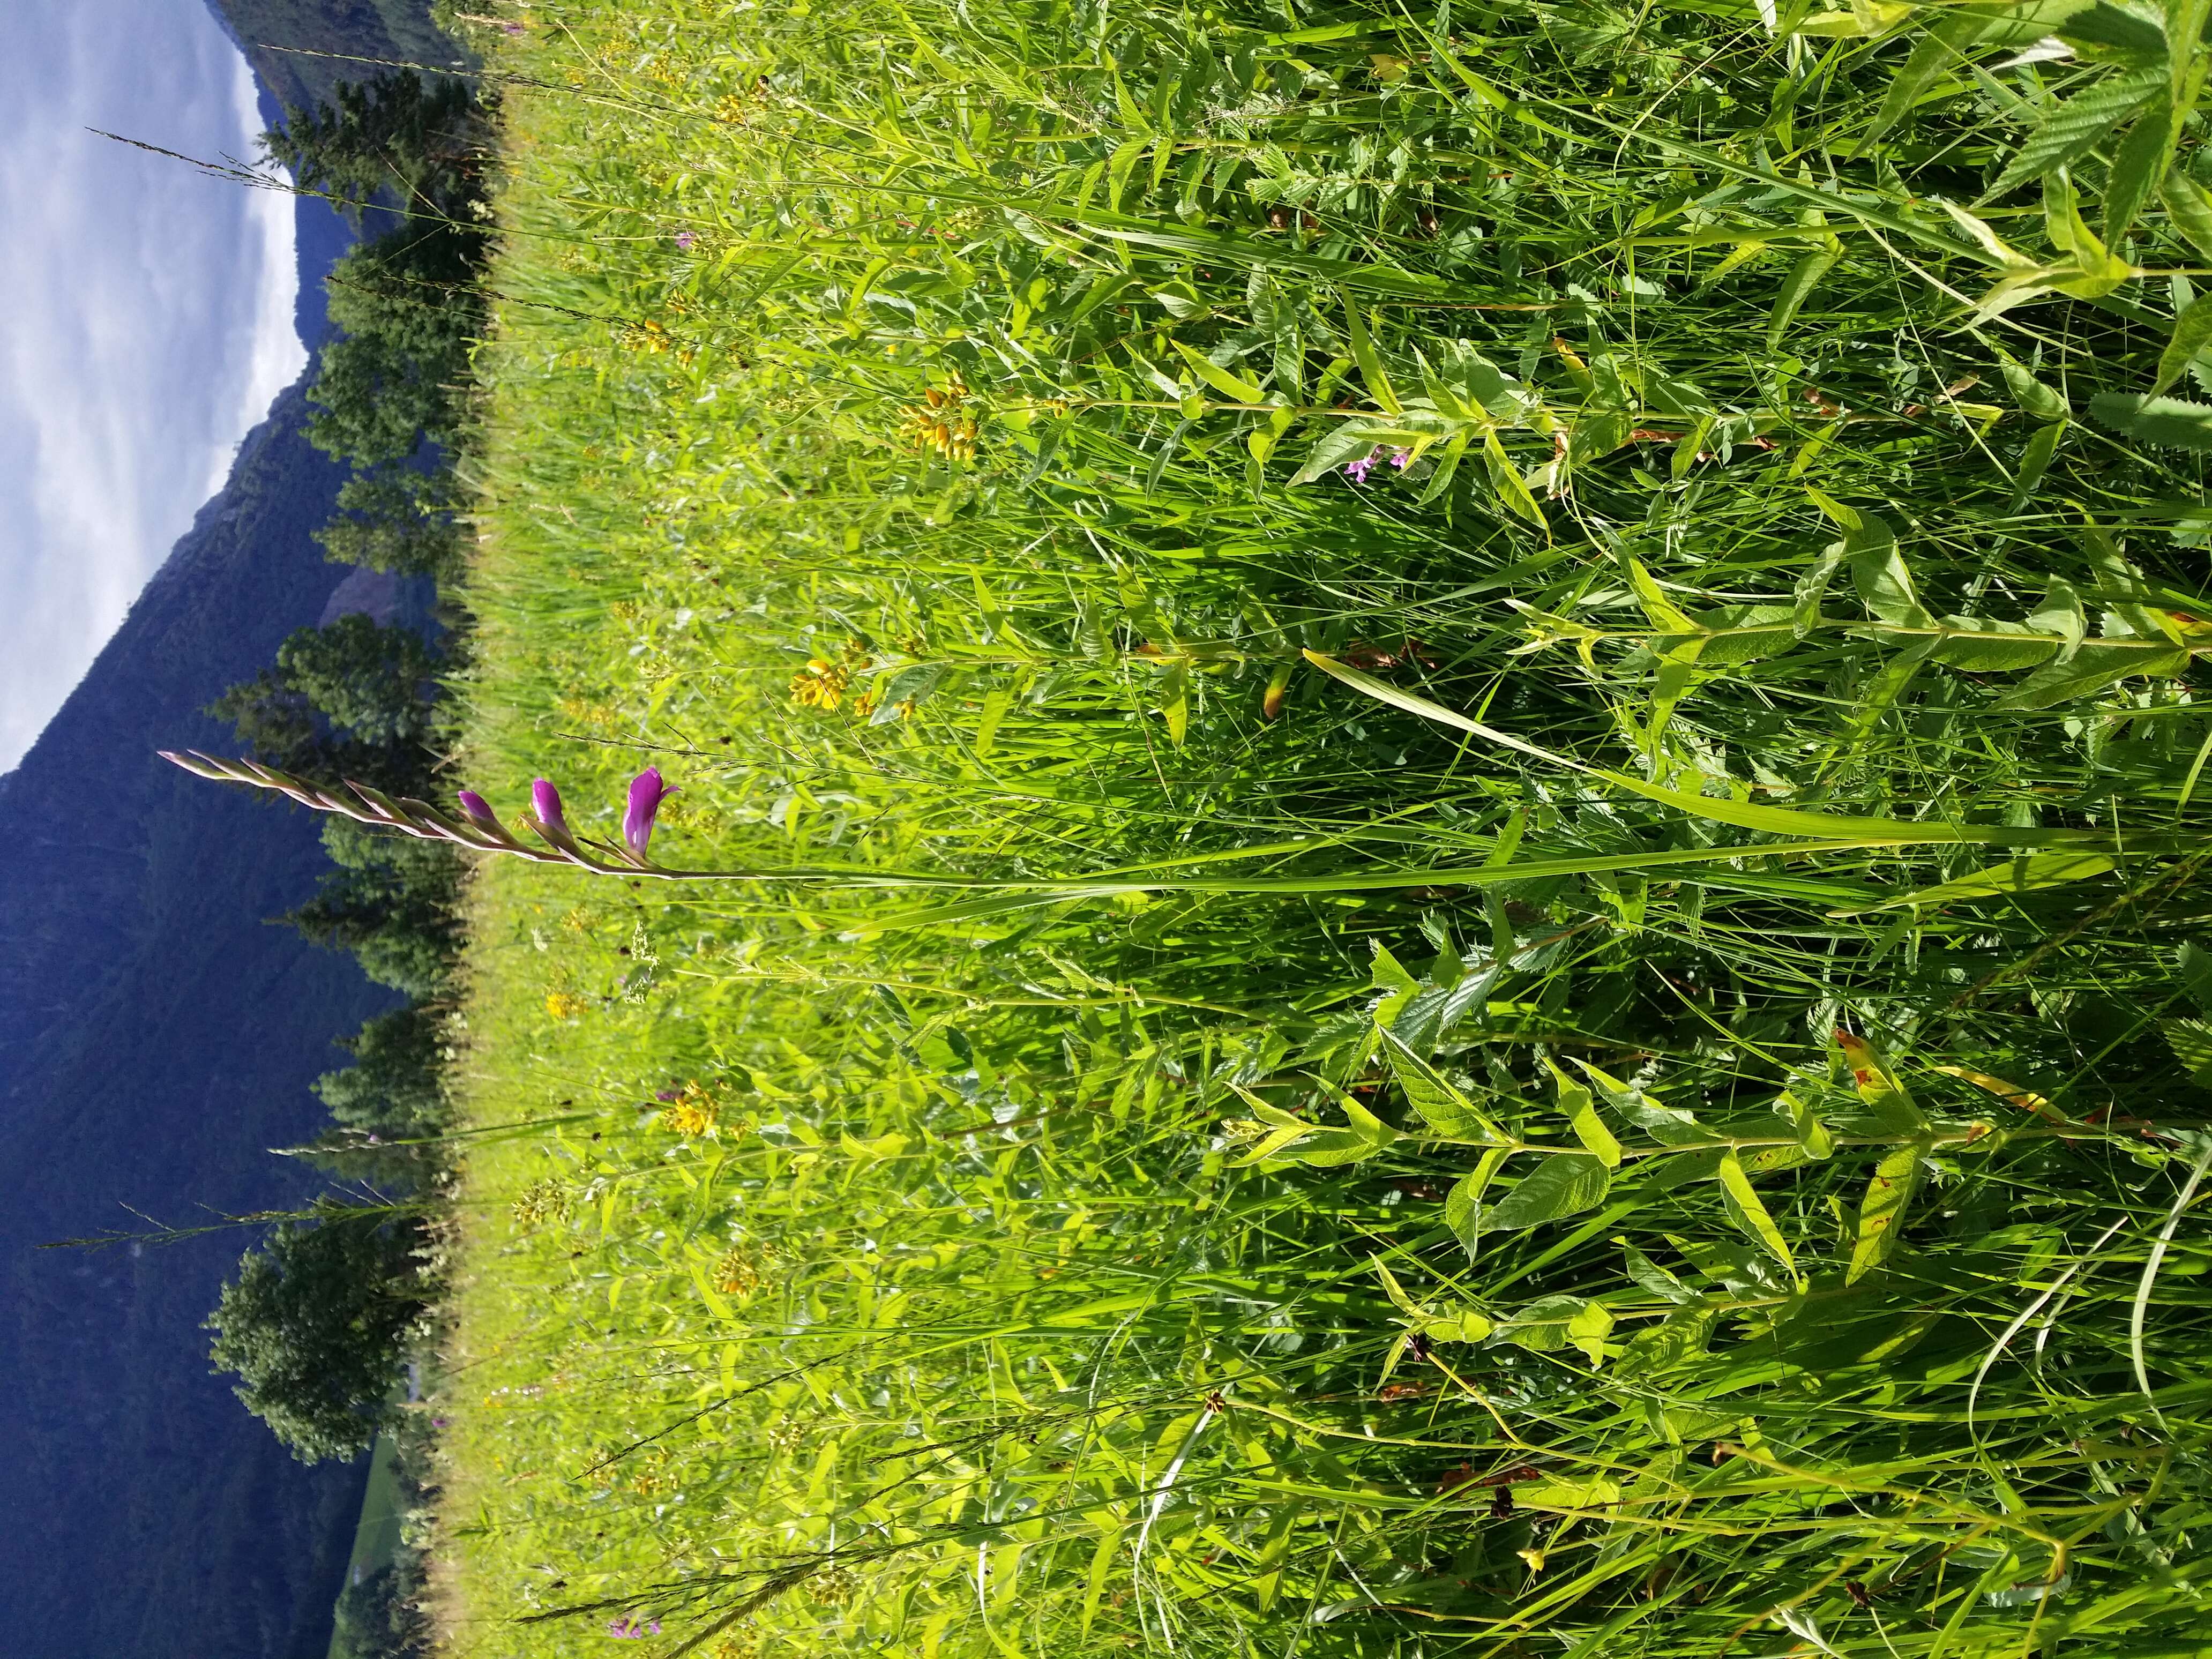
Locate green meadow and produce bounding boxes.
[432,2,2212,1654]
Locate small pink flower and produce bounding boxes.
[608,1616,661,1638]
[531,778,569,835]
[674,230,697,251]
[1343,449,1380,484]
[623,768,675,860]
[1389,447,1411,469]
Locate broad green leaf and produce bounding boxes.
[1616,1304,1718,1376]
[1792,543,1845,638]
[1575,1058,1708,1145]
[1929,616,2062,672]
[1996,351,2069,422]
[1445,1147,1511,1250]
[1845,516,1926,624]
[1380,1028,1504,1140]
[2009,419,2067,509]
[1518,1471,1623,1507]
[1848,1146,1923,1283]
[2154,295,2212,396]
[1718,1149,1798,1279]
[1342,294,1401,414]
[1482,430,1547,528]
[1983,66,2165,200]
[1844,850,2116,912]
[1157,662,1189,746]
[1484,1153,1611,1231]
[1169,339,1264,404]
[1835,1029,1922,1120]
[973,687,1013,759]
[1491,1295,1614,1364]
[1370,940,1421,1029]
[1622,551,1697,633]
[1276,1081,1400,1166]
[1105,137,1148,212]
[1545,1056,1621,1167]
[1772,1090,1835,1159]
[1289,420,1388,486]
[1991,639,2188,708]
[2180,940,2212,1016]
[1622,1241,1699,1304]
[2162,173,2212,263]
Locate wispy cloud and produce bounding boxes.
[0,0,303,770]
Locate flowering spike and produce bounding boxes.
[623,767,675,863]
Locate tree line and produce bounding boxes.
[198,66,495,1659]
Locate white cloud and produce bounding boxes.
[0,0,304,769]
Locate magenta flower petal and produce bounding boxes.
[531,778,569,835]
[457,789,498,827]
[623,767,674,859]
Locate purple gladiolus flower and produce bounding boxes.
[1343,448,1380,484]
[623,767,674,860]
[532,778,569,835]
[457,789,498,827]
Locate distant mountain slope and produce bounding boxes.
[0,368,408,1659]
[210,0,470,116]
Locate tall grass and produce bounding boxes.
[435,2,2212,1655]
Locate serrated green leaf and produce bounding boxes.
[2105,95,2179,243]
[2165,1017,2212,1084]
[1984,66,2165,200]
[2090,391,2212,449]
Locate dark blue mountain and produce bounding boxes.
[0,4,450,1642]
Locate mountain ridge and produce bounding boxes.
[0,4,458,1651]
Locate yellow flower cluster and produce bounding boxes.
[711,1243,764,1295]
[660,1080,720,1137]
[544,991,588,1019]
[903,373,979,461]
[789,656,849,709]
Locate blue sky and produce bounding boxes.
[0,0,303,770]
